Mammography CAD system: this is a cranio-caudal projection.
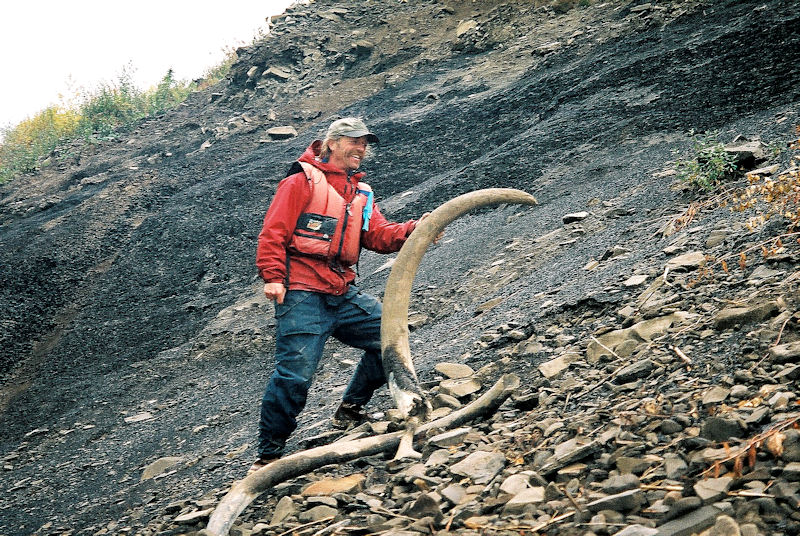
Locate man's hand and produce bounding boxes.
[418,212,445,244]
[264,282,286,304]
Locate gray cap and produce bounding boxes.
[326,117,379,144]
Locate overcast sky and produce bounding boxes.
[0,0,294,131]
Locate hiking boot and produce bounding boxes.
[247,455,280,475]
[331,402,366,429]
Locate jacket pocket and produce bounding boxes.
[296,213,337,239]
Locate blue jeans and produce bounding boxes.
[258,287,386,458]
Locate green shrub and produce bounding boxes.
[675,130,738,192]
[76,69,147,139]
[0,106,81,182]
[0,55,236,183]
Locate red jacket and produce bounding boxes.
[256,141,417,296]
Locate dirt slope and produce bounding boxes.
[1,0,799,535]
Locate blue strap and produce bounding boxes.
[359,189,373,231]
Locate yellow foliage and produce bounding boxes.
[4,106,81,148]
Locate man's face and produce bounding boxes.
[328,136,369,173]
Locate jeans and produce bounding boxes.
[258,286,386,457]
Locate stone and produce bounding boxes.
[739,524,760,536]
[408,312,430,330]
[439,377,481,398]
[729,384,750,400]
[624,274,649,287]
[404,493,442,520]
[511,392,539,411]
[563,211,589,224]
[440,483,467,505]
[539,438,600,475]
[747,163,780,177]
[352,39,374,55]
[700,417,744,442]
[615,359,655,383]
[693,477,733,503]
[124,412,154,423]
[706,230,728,248]
[783,462,800,481]
[708,514,741,536]
[587,313,687,362]
[502,486,546,515]
[463,516,493,529]
[307,496,337,508]
[769,479,799,498]
[434,362,474,379]
[514,337,544,356]
[475,297,504,313]
[655,505,720,536]
[431,393,462,410]
[456,19,478,37]
[266,126,298,140]
[544,481,562,501]
[602,473,640,494]
[666,251,706,270]
[601,245,631,260]
[615,526,659,536]
[767,390,795,408]
[662,497,702,522]
[748,265,783,281]
[450,451,506,484]
[713,301,778,330]
[264,66,291,80]
[769,340,800,363]
[298,505,338,522]
[174,509,213,525]
[585,260,600,271]
[534,41,562,55]
[616,456,654,475]
[271,496,296,525]
[301,474,365,496]
[141,456,183,481]
[725,140,766,167]
[660,419,683,435]
[473,362,500,381]
[426,449,451,466]
[538,353,578,379]
[587,488,645,512]
[782,429,800,461]
[428,427,470,448]
[499,474,530,495]
[557,463,586,479]
[588,512,608,533]
[773,365,800,383]
[702,386,731,405]
[664,456,689,480]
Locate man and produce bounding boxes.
[252,117,420,473]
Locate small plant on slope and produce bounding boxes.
[675,130,738,191]
[682,125,800,286]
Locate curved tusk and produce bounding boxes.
[201,374,521,536]
[381,188,537,421]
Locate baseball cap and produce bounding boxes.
[326,117,379,144]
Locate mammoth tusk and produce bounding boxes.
[201,374,521,536]
[381,188,538,422]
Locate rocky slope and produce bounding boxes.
[1,0,799,535]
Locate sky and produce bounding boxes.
[0,0,295,131]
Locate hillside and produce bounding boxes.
[1,0,799,535]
